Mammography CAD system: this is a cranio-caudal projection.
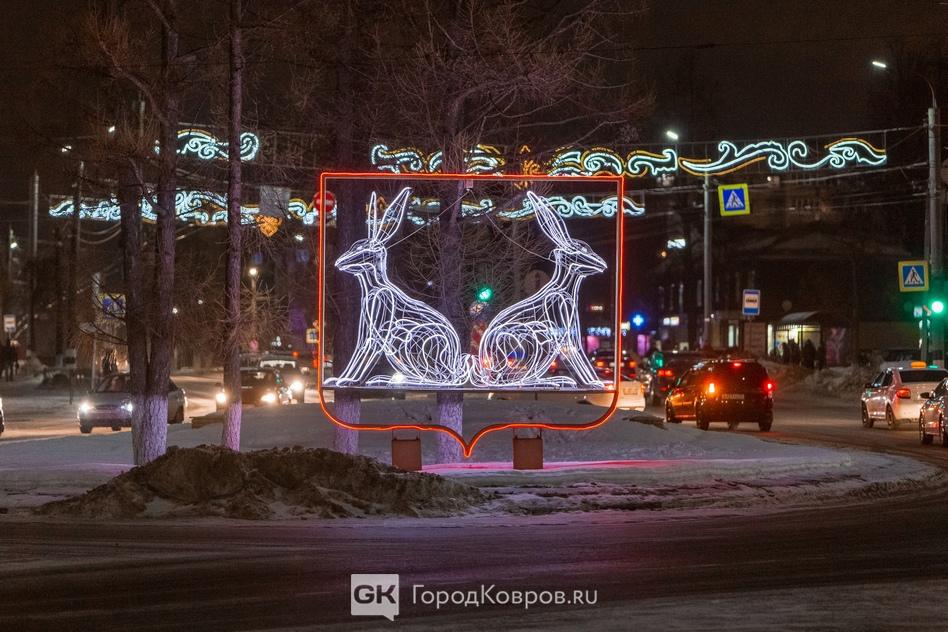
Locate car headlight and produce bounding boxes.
[290,380,303,393]
[122,401,134,413]
[78,401,92,414]
[215,391,228,405]
[260,392,277,404]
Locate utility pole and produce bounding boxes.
[28,171,38,352]
[928,105,943,365]
[68,160,84,348]
[703,174,712,348]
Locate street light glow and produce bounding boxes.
[9,241,18,250]
[871,60,888,70]
[665,129,680,141]
[248,267,258,277]
[107,125,116,134]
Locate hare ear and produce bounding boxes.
[366,191,381,239]
[528,192,570,247]
[375,187,411,244]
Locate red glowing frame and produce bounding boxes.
[316,172,626,457]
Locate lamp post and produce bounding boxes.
[248,266,258,352]
[872,60,942,363]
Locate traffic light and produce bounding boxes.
[476,286,494,303]
[932,299,945,315]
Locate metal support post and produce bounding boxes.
[703,175,712,348]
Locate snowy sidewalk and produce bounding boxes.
[0,399,943,515]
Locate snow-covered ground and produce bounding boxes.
[0,397,942,514]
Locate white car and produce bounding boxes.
[78,374,187,433]
[861,366,948,430]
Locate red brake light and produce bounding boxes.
[706,381,717,395]
[764,380,775,393]
[732,362,743,368]
[657,369,674,377]
[896,388,911,399]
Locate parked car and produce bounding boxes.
[918,378,948,445]
[77,374,186,434]
[665,359,775,431]
[643,352,707,405]
[861,366,948,430]
[580,367,645,410]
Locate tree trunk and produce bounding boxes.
[119,164,148,464]
[141,1,179,464]
[434,177,467,463]
[331,2,361,454]
[221,0,244,451]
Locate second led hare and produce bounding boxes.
[473,191,607,389]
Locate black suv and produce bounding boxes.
[664,359,774,431]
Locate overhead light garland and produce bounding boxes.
[370,137,886,178]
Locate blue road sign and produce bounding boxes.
[898,260,929,292]
[718,183,750,216]
[742,289,761,316]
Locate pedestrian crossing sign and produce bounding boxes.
[898,260,929,292]
[717,183,750,216]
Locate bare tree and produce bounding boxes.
[221,0,245,451]
[81,0,192,463]
[370,0,650,461]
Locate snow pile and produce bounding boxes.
[37,444,489,520]
[802,365,874,399]
[758,360,811,389]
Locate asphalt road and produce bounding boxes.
[2,387,948,630]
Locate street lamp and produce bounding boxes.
[247,267,259,351]
[872,58,942,363]
[665,129,680,141]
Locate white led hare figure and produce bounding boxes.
[475,191,606,389]
[325,188,470,388]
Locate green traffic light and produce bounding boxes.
[932,299,945,315]
[476,286,493,302]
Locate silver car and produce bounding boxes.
[919,378,948,445]
[77,373,187,433]
[861,366,948,430]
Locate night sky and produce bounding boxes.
[1,1,947,199]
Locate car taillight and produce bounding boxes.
[764,380,775,394]
[658,369,674,377]
[626,360,637,369]
[896,388,911,399]
[595,360,606,368]
[706,382,717,395]
[732,362,743,368]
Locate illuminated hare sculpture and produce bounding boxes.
[326,188,470,387]
[475,191,606,389]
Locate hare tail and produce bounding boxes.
[463,353,485,387]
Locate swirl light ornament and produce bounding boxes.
[153,129,261,161]
[50,191,316,226]
[324,188,472,388]
[370,137,886,178]
[677,137,886,176]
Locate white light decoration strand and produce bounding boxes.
[370,137,886,177]
[325,188,472,388]
[677,138,886,175]
[49,191,321,226]
[50,192,637,225]
[472,191,606,390]
[153,129,260,162]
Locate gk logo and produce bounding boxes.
[351,574,399,621]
